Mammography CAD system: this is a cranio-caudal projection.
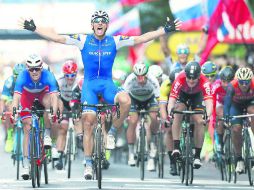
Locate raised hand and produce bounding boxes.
[19,18,36,32]
[164,17,181,33]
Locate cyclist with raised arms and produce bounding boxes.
[0,63,26,153]
[123,62,160,171]
[223,67,254,174]
[167,61,213,169]
[168,43,190,71]
[20,10,181,179]
[11,54,59,180]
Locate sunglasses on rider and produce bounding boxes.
[177,49,189,55]
[65,73,76,78]
[28,67,41,72]
[238,79,251,86]
[93,17,108,24]
[205,74,216,78]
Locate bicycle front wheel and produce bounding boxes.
[96,128,102,189]
[140,126,145,181]
[67,129,73,179]
[245,132,253,186]
[157,131,164,178]
[30,129,37,188]
[16,127,22,180]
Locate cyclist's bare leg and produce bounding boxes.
[56,122,68,152]
[113,92,131,128]
[232,124,242,156]
[192,114,205,160]
[172,103,185,141]
[192,114,205,149]
[127,112,138,144]
[22,118,32,171]
[82,113,96,158]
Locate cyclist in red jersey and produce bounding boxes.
[167,61,213,169]
[223,67,254,174]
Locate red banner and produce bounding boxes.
[120,0,154,6]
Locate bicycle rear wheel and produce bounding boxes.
[140,126,145,181]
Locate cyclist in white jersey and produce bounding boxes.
[123,63,160,171]
[54,60,80,170]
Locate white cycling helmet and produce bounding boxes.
[235,67,253,80]
[91,10,109,23]
[133,63,148,76]
[148,65,163,78]
[26,54,43,68]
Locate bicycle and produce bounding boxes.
[227,112,254,186]
[134,109,158,180]
[218,117,237,184]
[2,111,23,180]
[171,108,205,186]
[80,103,120,189]
[213,128,227,181]
[13,99,50,188]
[156,117,167,179]
[57,110,78,179]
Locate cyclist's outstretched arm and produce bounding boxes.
[133,18,181,45]
[20,18,66,44]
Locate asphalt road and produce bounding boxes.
[0,127,253,190]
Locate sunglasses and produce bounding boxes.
[65,73,76,78]
[28,67,41,72]
[238,80,251,86]
[93,17,108,24]
[205,74,216,78]
[177,49,189,55]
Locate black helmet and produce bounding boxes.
[184,61,201,80]
[219,66,235,82]
[169,68,182,83]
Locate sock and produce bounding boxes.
[23,156,29,168]
[128,144,134,155]
[44,128,51,137]
[85,156,93,167]
[108,126,117,136]
[194,148,201,159]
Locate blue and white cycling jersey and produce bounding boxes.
[1,75,15,101]
[14,69,58,94]
[66,34,134,80]
[65,34,134,110]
